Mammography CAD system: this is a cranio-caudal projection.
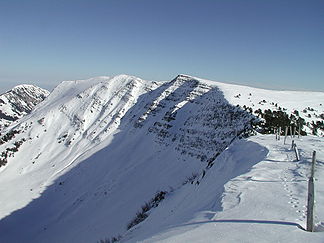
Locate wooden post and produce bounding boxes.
[275,127,278,140]
[298,124,301,138]
[311,151,316,178]
[307,151,317,232]
[284,126,288,145]
[294,144,300,161]
[306,177,315,232]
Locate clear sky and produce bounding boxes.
[0,0,323,93]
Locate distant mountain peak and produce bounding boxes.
[173,74,194,81]
[10,84,41,90]
[0,84,50,130]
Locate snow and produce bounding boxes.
[0,84,49,129]
[124,135,324,243]
[0,74,323,243]
[192,75,324,135]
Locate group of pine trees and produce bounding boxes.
[254,108,307,135]
[240,105,308,136]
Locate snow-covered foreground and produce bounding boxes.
[125,135,324,243]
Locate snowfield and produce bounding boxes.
[0,74,323,243]
[124,135,324,243]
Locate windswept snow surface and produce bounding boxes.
[0,74,323,243]
[125,135,324,243]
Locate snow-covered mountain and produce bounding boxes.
[0,84,50,130]
[0,74,323,243]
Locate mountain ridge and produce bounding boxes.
[0,74,323,243]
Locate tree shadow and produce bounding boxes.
[181,219,304,230]
[231,178,307,183]
[264,159,290,163]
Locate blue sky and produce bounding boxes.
[0,0,323,93]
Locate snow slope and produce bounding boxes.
[124,135,324,243]
[0,74,323,243]
[195,76,324,136]
[0,84,49,130]
[0,75,255,243]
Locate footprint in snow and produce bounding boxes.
[297,209,307,221]
[222,182,242,210]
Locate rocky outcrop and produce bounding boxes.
[0,84,49,130]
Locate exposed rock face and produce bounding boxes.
[130,75,256,162]
[0,84,50,130]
